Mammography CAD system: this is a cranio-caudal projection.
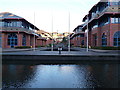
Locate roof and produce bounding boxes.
[73,24,84,32]
[0,12,39,30]
[0,12,23,19]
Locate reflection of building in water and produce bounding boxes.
[2,65,37,88]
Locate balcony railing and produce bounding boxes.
[0,27,36,34]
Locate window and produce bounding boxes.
[111,17,120,23]
[22,34,26,46]
[81,34,84,37]
[111,2,119,6]
[0,21,4,27]
[0,33,1,48]
[113,31,120,46]
[92,24,98,29]
[8,33,17,48]
[16,21,22,27]
[102,33,107,46]
[81,40,84,45]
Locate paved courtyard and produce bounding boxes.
[1,47,120,56]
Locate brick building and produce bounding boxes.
[0,12,45,48]
[36,30,52,46]
[82,0,120,47]
[70,25,85,47]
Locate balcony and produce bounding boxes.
[89,5,119,23]
[0,27,36,35]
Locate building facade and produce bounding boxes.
[70,25,85,47]
[82,0,120,47]
[0,12,43,48]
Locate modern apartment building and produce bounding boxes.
[0,12,44,48]
[70,25,85,47]
[82,0,120,47]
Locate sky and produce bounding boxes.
[0,0,100,33]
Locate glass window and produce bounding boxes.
[111,17,120,23]
[8,33,18,48]
[113,31,120,46]
[102,33,107,46]
[81,34,84,37]
[111,2,119,6]
[115,18,118,23]
[0,22,4,27]
[0,33,1,48]
[22,34,26,46]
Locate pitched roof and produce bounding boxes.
[0,12,23,19]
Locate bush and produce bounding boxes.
[36,46,41,48]
[15,46,31,49]
[91,46,120,50]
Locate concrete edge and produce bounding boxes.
[2,55,120,64]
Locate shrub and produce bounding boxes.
[15,46,31,49]
[36,46,41,48]
[91,46,120,50]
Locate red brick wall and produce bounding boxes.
[17,33,22,46]
[26,35,30,46]
[109,24,120,46]
[2,33,8,48]
[89,23,120,47]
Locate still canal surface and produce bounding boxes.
[2,63,120,88]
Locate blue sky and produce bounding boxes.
[0,0,100,33]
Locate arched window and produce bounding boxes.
[8,33,17,48]
[22,34,26,46]
[113,31,120,46]
[102,33,107,46]
[81,40,84,45]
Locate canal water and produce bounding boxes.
[2,63,120,88]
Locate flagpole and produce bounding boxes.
[51,13,53,51]
[68,12,70,52]
[86,15,89,52]
[33,12,36,51]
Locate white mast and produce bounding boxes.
[86,15,89,52]
[51,13,53,51]
[33,12,36,51]
[68,12,70,52]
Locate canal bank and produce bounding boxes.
[2,48,119,64]
[2,54,119,64]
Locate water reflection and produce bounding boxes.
[2,63,120,88]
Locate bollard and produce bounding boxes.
[58,47,62,54]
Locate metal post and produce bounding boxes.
[68,12,70,52]
[86,15,89,52]
[33,12,36,51]
[51,13,53,51]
